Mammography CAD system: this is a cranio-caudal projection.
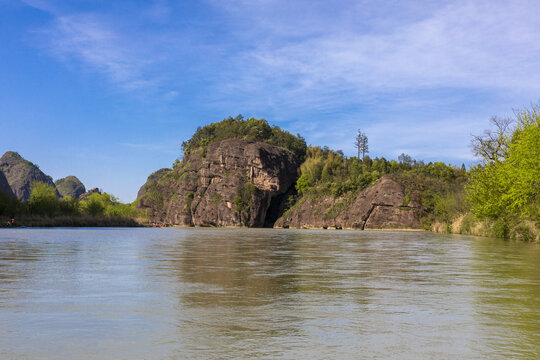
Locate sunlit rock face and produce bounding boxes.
[137,139,299,227]
[274,176,423,230]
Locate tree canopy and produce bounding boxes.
[181,115,307,162]
[467,105,540,221]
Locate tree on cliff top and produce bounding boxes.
[181,115,307,162]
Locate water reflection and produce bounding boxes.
[470,238,540,358]
[1,228,539,359]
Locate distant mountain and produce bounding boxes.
[55,176,86,198]
[0,151,59,202]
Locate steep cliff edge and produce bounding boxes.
[0,170,13,197]
[0,151,59,202]
[274,176,423,230]
[137,139,299,227]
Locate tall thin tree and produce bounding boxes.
[354,130,369,161]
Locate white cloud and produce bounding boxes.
[218,0,540,103]
[42,14,156,90]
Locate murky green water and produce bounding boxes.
[1,228,539,359]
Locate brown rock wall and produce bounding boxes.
[137,139,299,227]
[275,176,423,230]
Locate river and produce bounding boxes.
[1,228,539,359]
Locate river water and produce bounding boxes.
[1,228,539,359]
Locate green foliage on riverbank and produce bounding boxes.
[181,115,307,162]
[463,105,540,241]
[0,182,143,226]
[292,145,468,224]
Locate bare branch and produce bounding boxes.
[471,116,513,163]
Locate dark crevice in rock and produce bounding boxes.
[361,203,393,230]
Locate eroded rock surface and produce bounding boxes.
[274,176,423,230]
[137,139,299,227]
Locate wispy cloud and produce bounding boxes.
[44,14,156,90]
[20,0,540,162]
[212,0,540,106]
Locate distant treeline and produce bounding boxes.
[0,182,142,226]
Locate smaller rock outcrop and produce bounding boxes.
[55,176,86,198]
[0,151,59,202]
[275,176,423,230]
[78,188,101,201]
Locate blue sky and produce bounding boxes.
[1,0,539,202]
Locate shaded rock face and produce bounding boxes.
[137,168,171,199]
[0,151,58,202]
[0,170,13,197]
[275,176,423,230]
[137,139,299,227]
[55,176,86,198]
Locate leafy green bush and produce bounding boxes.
[234,182,257,213]
[29,182,59,216]
[59,196,80,215]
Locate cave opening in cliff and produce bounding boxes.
[264,193,288,227]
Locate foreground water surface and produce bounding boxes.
[1,228,539,359]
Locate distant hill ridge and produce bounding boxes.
[55,176,86,198]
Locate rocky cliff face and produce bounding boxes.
[137,139,299,227]
[55,176,86,198]
[0,170,13,197]
[0,151,58,202]
[274,176,423,230]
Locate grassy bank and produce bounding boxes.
[431,213,539,242]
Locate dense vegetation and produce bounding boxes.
[465,106,539,240]
[290,145,467,227]
[0,182,140,227]
[181,115,307,162]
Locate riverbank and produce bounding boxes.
[431,213,539,242]
[1,215,144,227]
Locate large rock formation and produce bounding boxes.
[137,139,299,227]
[274,176,423,230]
[0,151,58,202]
[0,170,13,197]
[55,176,86,198]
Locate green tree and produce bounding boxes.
[467,105,540,221]
[29,182,59,216]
